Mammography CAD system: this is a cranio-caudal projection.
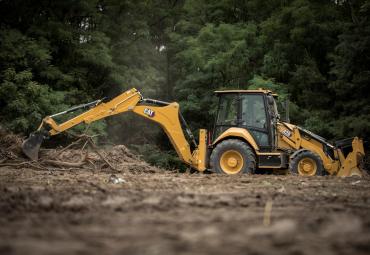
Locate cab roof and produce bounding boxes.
[214,89,278,97]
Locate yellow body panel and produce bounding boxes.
[195,129,207,171]
[133,104,193,164]
[212,127,259,152]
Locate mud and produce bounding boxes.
[1,165,370,255]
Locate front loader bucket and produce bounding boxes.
[336,137,365,177]
[22,131,46,161]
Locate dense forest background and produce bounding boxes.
[0,0,369,168]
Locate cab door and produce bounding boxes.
[239,94,272,150]
[213,93,239,140]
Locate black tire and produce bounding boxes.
[210,139,256,174]
[289,150,324,176]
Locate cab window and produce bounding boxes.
[241,94,267,129]
[240,94,269,146]
[216,94,238,126]
[213,94,238,139]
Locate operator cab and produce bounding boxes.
[213,89,279,151]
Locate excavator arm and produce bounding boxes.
[22,88,207,171]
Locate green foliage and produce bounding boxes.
[0,68,68,132]
[248,75,306,124]
[248,76,288,100]
[169,20,263,130]
[327,0,370,139]
[0,0,164,138]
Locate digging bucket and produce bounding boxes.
[22,131,47,161]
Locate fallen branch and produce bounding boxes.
[49,138,83,159]
[27,162,50,171]
[86,159,97,170]
[41,152,88,168]
[81,140,89,151]
[0,162,34,167]
[0,161,48,171]
[87,138,118,172]
[42,159,86,168]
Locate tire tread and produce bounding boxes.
[289,150,324,176]
[210,139,256,174]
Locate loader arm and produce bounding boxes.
[276,122,365,176]
[22,88,207,171]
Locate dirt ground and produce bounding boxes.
[0,129,369,255]
[1,166,370,255]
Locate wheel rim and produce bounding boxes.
[220,150,244,174]
[297,158,317,176]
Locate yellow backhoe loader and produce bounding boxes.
[22,88,365,176]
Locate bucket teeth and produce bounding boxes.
[22,131,46,161]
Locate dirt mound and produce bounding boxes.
[0,127,24,161]
[40,144,161,173]
[105,145,141,164]
[0,128,161,173]
[104,145,162,173]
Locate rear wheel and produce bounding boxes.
[210,139,256,174]
[289,150,323,176]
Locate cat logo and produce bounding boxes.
[144,108,155,117]
[282,129,292,138]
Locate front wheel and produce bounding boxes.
[289,150,324,176]
[210,139,256,174]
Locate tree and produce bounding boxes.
[329,0,370,139]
